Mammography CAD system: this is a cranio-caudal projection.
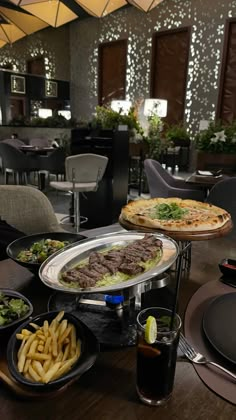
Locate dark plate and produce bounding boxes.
[219,258,236,281]
[7,232,86,273]
[7,311,99,390]
[202,293,236,364]
[0,289,33,333]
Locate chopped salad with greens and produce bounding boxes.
[0,292,30,326]
[17,239,69,264]
[150,203,189,220]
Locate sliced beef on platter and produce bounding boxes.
[119,262,144,276]
[102,260,119,274]
[90,262,110,275]
[78,266,103,280]
[61,234,163,288]
[89,251,106,265]
[61,269,96,288]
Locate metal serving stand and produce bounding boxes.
[40,232,179,347]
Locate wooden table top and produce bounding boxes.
[0,255,235,419]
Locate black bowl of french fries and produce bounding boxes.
[0,289,33,335]
[7,311,99,390]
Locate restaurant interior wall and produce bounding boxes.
[0,24,70,81]
[69,0,236,135]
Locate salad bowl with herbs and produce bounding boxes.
[0,289,33,333]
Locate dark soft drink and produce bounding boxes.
[136,331,179,403]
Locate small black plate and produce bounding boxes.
[202,293,236,364]
[7,232,86,273]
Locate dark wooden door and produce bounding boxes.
[27,57,45,76]
[98,39,127,105]
[217,20,236,123]
[10,97,25,119]
[151,28,190,125]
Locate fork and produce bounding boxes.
[179,333,236,380]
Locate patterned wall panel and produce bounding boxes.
[0,25,70,81]
[70,0,236,135]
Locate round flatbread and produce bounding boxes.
[121,197,231,232]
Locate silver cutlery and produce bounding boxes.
[179,333,236,380]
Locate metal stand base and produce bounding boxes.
[47,274,171,348]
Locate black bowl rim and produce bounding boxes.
[219,258,236,267]
[0,288,33,331]
[6,232,86,268]
[7,310,98,389]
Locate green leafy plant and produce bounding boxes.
[165,123,190,147]
[92,105,143,136]
[195,120,236,153]
[9,113,77,128]
[144,114,170,160]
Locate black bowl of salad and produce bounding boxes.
[0,289,33,334]
[7,232,86,274]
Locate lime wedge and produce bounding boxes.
[144,315,157,344]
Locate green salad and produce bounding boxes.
[17,239,69,264]
[0,293,30,326]
[150,203,189,220]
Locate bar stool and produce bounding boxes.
[50,153,108,232]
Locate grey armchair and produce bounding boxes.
[206,177,236,226]
[2,138,25,148]
[0,185,64,234]
[0,142,38,184]
[144,159,205,201]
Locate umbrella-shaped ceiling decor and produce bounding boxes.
[0,5,48,44]
[74,0,126,18]
[127,0,164,12]
[10,0,78,27]
[0,6,48,46]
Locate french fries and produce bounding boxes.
[16,311,81,384]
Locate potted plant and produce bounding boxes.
[195,120,236,172]
[92,105,144,138]
[165,123,191,147]
[144,114,170,160]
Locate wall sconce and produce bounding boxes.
[144,98,168,118]
[111,99,132,115]
[38,108,52,118]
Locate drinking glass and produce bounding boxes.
[136,307,181,406]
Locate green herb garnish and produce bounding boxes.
[150,203,189,220]
[0,293,30,326]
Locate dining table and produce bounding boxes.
[20,145,55,190]
[0,224,235,420]
[185,172,229,189]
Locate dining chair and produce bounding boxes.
[50,153,108,232]
[0,142,38,185]
[206,177,236,227]
[0,185,64,235]
[144,159,206,201]
[38,147,66,188]
[1,138,25,149]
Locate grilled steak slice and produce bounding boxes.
[90,262,110,275]
[78,276,97,288]
[78,267,102,280]
[119,263,144,276]
[102,260,119,274]
[61,269,81,283]
[89,251,106,265]
[124,254,142,263]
